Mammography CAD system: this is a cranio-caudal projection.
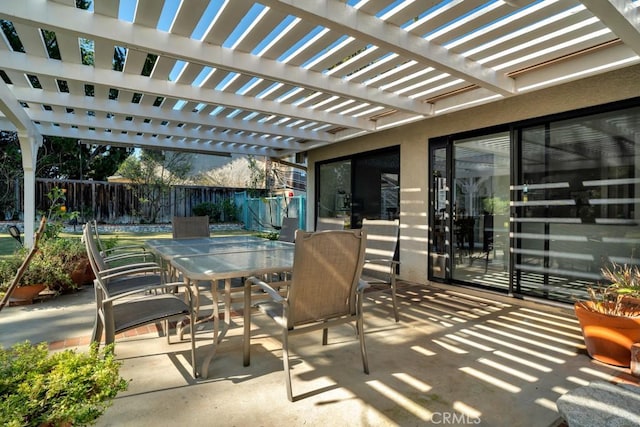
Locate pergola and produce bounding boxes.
[0,0,639,244]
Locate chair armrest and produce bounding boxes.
[98,262,160,274]
[103,251,156,264]
[365,258,400,267]
[98,264,163,281]
[103,281,191,303]
[246,276,286,303]
[102,244,148,255]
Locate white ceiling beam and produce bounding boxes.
[1,0,428,116]
[11,87,334,142]
[27,109,309,151]
[0,50,372,131]
[581,0,640,57]
[261,0,516,96]
[38,125,283,157]
[0,82,41,140]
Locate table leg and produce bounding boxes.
[243,277,251,366]
[201,278,233,379]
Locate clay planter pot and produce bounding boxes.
[574,301,640,367]
[70,258,95,287]
[8,284,47,305]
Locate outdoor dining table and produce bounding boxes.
[145,235,291,282]
[145,235,266,262]
[149,238,295,378]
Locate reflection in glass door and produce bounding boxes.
[429,144,449,280]
[429,133,511,290]
[452,133,511,290]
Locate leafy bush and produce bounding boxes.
[192,199,238,222]
[192,202,220,222]
[221,198,238,222]
[0,341,128,426]
[0,237,87,294]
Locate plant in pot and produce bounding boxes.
[0,189,90,304]
[0,341,128,426]
[0,236,90,304]
[574,262,640,367]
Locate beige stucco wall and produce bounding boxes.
[307,63,640,284]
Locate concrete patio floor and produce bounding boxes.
[1,281,638,426]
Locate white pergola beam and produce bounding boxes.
[27,109,309,151]
[0,50,373,132]
[11,87,332,143]
[0,0,429,116]
[581,0,640,57]
[39,126,284,157]
[261,0,516,96]
[0,82,41,247]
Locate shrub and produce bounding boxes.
[221,198,238,222]
[192,202,220,222]
[0,341,128,426]
[0,237,87,295]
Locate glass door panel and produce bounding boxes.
[317,160,351,228]
[430,145,449,280]
[451,133,511,290]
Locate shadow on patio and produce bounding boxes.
[1,281,637,426]
[69,281,634,427]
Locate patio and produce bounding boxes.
[1,280,637,426]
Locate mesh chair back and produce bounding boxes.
[172,216,210,239]
[287,230,366,327]
[83,222,109,273]
[315,217,345,231]
[278,217,298,242]
[361,218,399,278]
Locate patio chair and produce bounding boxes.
[91,220,154,263]
[278,217,298,243]
[246,229,369,401]
[172,216,210,239]
[92,271,197,378]
[360,219,400,322]
[315,217,345,231]
[83,222,165,296]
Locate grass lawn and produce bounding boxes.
[0,228,256,260]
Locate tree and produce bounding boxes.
[116,150,192,223]
[199,156,264,188]
[246,155,267,197]
[37,137,131,180]
[0,131,23,219]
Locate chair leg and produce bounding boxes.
[165,319,170,344]
[390,276,399,322]
[357,316,369,374]
[282,328,293,401]
[91,313,103,343]
[104,302,116,346]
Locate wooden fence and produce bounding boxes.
[10,179,252,224]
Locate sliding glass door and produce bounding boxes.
[317,147,400,230]
[429,132,511,290]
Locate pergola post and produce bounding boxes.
[17,131,40,248]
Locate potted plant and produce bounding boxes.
[0,237,89,304]
[0,341,128,426]
[0,188,92,305]
[574,262,640,367]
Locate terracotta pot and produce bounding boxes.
[8,284,47,305]
[70,258,95,286]
[574,301,640,367]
